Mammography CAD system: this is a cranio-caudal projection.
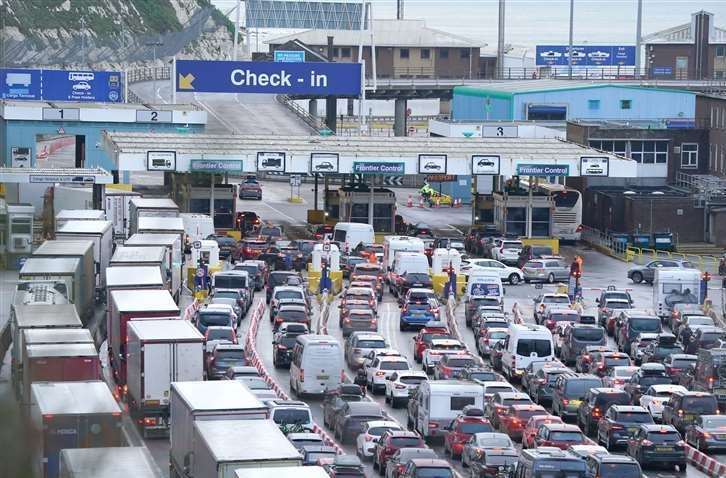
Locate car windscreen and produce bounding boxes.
[476,436,511,447]
[502,398,531,407]
[272,409,310,425]
[549,431,583,442]
[699,332,723,343]
[671,358,697,369]
[604,356,631,367]
[606,302,631,310]
[390,437,421,448]
[488,331,508,340]
[545,296,570,304]
[573,328,604,341]
[640,375,672,387]
[243,377,270,390]
[381,361,409,371]
[515,409,546,420]
[278,310,308,321]
[400,376,427,386]
[445,357,475,368]
[259,227,281,237]
[279,336,297,348]
[406,273,431,283]
[276,290,304,300]
[216,350,244,361]
[414,468,453,478]
[459,422,494,434]
[630,318,662,333]
[595,394,631,407]
[646,431,681,444]
[270,273,297,286]
[604,292,631,302]
[214,275,247,289]
[564,379,602,398]
[199,313,230,326]
[468,371,499,381]
[682,396,718,413]
[305,451,337,462]
[207,329,233,341]
[235,265,258,277]
[598,463,641,478]
[214,291,240,300]
[616,411,652,423]
[485,455,517,466]
[356,339,386,349]
[549,313,577,322]
[516,339,552,357]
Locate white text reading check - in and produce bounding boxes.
[230,69,291,87]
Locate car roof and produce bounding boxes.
[345,402,383,414]
[611,405,648,412]
[640,424,678,432]
[409,458,450,467]
[543,423,581,431]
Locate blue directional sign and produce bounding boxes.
[1,68,42,100]
[274,50,305,63]
[176,60,362,96]
[536,45,635,67]
[43,70,123,102]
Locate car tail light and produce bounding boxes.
[641,439,653,446]
[592,407,601,417]
[703,432,712,439]
[537,378,546,384]
[678,409,684,416]
[576,224,583,233]
[562,399,569,406]
[277,345,287,350]
[376,371,385,377]
[299,369,304,382]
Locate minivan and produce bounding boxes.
[501,324,555,381]
[552,374,604,419]
[290,335,343,396]
[333,223,375,251]
[560,324,607,365]
[514,448,586,478]
[414,381,484,439]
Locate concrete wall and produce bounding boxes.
[513,86,695,121]
[623,196,705,243]
[2,120,204,170]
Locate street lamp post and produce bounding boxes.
[568,0,574,79]
[146,40,163,103]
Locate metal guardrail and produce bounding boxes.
[0,320,11,375]
[126,67,171,84]
[580,225,628,260]
[275,94,329,133]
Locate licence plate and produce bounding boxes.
[317,375,329,380]
[656,446,674,452]
[717,435,726,439]
[627,427,638,434]
[569,400,582,408]
[684,414,695,421]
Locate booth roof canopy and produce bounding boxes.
[103,132,627,161]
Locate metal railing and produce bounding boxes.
[276,94,329,133]
[126,66,171,84]
[580,225,629,260]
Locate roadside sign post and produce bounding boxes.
[290,174,301,202]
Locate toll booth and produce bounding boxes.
[493,190,553,237]
[337,186,396,233]
[172,174,237,231]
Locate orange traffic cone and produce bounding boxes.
[407,195,413,207]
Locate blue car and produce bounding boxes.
[400,303,436,331]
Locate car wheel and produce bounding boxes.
[547,273,555,284]
[509,273,520,285]
[679,462,687,472]
[399,322,406,331]
[631,272,643,284]
[699,438,705,452]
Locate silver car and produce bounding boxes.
[523,257,570,283]
[344,332,387,368]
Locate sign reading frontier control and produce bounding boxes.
[353,162,405,175]
[190,159,244,172]
[516,164,570,177]
[176,60,361,96]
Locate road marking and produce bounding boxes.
[194,93,237,134]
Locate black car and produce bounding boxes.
[206,344,246,380]
[468,448,518,478]
[334,401,385,444]
[322,385,365,430]
[597,405,654,450]
[406,223,433,238]
[527,366,573,406]
[301,445,338,465]
[393,272,433,299]
[323,454,365,477]
[623,364,672,404]
[460,366,503,383]
[585,454,642,478]
[577,387,631,436]
[272,333,298,368]
[266,271,300,303]
[208,234,238,260]
[640,333,683,363]
[626,424,686,471]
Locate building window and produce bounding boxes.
[681,143,699,168]
[420,48,431,59]
[588,140,626,157]
[341,47,351,58]
[620,99,632,110]
[716,45,726,57]
[439,48,449,59]
[588,100,600,110]
[333,47,340,57]
[400,48,409,59]
[630,140,668,164]
[460,48,470,59]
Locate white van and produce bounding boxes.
[383,236,425,273]
[393,252,430,276]
[290,334,343,395]
[415,380,484,438]
[501,323,555,381]
[465,270,504,302]
[332,223,375,251]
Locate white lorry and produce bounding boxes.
[126,319,204,438]
[653,268,702,318]
[128,197,180,236]
[104,189,141,240]
[55,220,113,290]
[125,233,183,301]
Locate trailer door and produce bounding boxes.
[144,342,171,404]
[173,342,204,395]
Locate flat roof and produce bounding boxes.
[111,246,166,263]
[13,304,82,328]
[454,80,695,98]
[33,240,94,256]
[106,266,164,287]
[1,99,201,111]
[59,447,157,478]
[128,319,203,341]
[23,328,93,346]
[194,420,302,463]
[20,257,80,275]
[0,167,114,184]
[137,216,185,231]
[56,220,112,234]
[26,342,98,358]
[129,197,179,209]
[125,233,179,246]
[31,381,121,415]
[56,210,106,220]
[172,380,267,412]
[110,289,179,313]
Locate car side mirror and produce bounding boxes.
[595,298,600,304]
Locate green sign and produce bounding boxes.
[516,164,570,177]
[190,159,244,172]
[352,162,405,175]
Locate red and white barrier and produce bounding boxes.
[511,303,524,324]
[182,300,200,321]
[445,296,463,343]
[686,445,726,477]
[243,300,343,454]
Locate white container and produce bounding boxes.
[55,210,105,230]
[181,213,215,244]
[653,268,702,318]
[104,189,141,240]
[126,320,204,437]
[311,243,340,272]
[432,248,462,274]
[59,447,157,478]
[55,220,113,289]
[128,197,179,236]
[125,233,183,301]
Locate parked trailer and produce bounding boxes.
[104,189,141,240]
[106,266,165,307]
[55,209,105,230]
[127,320,204,437]
[21,343,101,407]
[30,381,123,478]
[108,289,179,388]
[59,447,157,478]
[128,197,179,236]
[169,381,269,478]
[188,420,303,478]
[17,258,88,324]
[32,240,95,320]
[10,304,83,391]
[125,233,183,301]
[55,220,113,290]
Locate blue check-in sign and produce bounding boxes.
[176,60,361,96]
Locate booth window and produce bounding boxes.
[527,104,567,121]
[620,99,632,110]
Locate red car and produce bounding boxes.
[236,239,267,261]
[498,404,547,441]
[522,414,563,449]
[487,392,533,429]
[444,413,494,458]
[314,224,334,240]
[533,423,588,449]
[373,430,425,473]
[592,352,632,377]
[413,326,450,363]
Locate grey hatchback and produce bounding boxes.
[523,258,570,284]
[627,259,694,284]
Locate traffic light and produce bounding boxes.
[570,260,581,279]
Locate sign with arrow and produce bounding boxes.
[175,60,361,96]
[383,176,404,186]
